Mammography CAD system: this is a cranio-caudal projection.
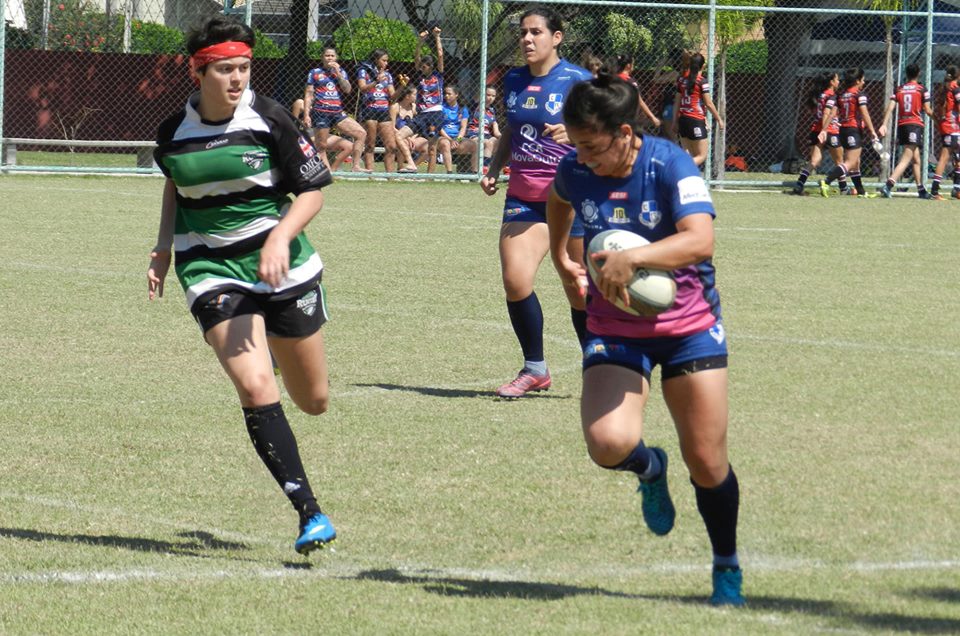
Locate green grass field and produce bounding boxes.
[0,175,958,634]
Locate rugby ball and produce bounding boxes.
[586,229,676,316]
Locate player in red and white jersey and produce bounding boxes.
[929,65,960,198]
[793,71,843,195]
[670,53,724,167]
[877,63,933,198]
[819,67,879,197]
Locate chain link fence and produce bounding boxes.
[3,0,960,187]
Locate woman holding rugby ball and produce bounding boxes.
[547,73,744,606]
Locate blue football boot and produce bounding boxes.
[710,566,746,607]
[637,447,676,536]
[295,512,336,555]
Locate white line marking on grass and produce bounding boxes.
[4,261,133,278]
[737,333,960,358]
[717,226,796,233]
[2,558,958,587]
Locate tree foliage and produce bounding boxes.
[328,11,420,63]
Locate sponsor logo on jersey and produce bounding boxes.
[520,124,537,141]
[545,93,564,115]
[506,91,518,108]
[527,85,542,92]
[581,199,599,223]
[677,176,712,205]
[299,154,327,179]
[504,207,524,216]
[522,97,538,109]
[297,290,318,316]
[609,207,629,224]
[609,191,628,200]
[298,135,316,158]
[206,138,229,149]
[242,150,270,170]
[640,200,661,229]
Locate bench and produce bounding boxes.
[1,138,157,169]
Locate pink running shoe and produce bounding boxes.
[496,370,551,398]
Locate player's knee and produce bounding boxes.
[682,446,727,485]
[236,371,279,405]
[297,393,328,416]
[584,428,635,467]
[384,140,397,153]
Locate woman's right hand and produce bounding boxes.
[147,248,171,300]
[480,174,499,195]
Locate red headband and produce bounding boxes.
[190,41,253,71]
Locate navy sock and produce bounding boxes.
[243,403,321,523]
[693,466,740,563]
[570,308,587,347]
[506,292,545,365]
[796,169,809,186]
[607,441,662,481]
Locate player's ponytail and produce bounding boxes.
[687,53,705,93]
[945,65,958,84]
[842,67,863,90]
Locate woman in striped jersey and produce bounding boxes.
[148,15,337,556]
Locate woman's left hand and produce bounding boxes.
[258,233,290,289]
[590,249,634,307]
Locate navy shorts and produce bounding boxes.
[360,107,390,123]
[502,195,584,238]
[840,126,862,150]
[582,322,728,381]
[192,282,329,338]
[897,124,923,146]
[413,111,444,139]
[678,116,708,140]
[310,111,347,130]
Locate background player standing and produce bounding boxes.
[878,63,933,199]
[479,6,593,398]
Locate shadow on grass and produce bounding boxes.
[636,592,960,633]
[353,383,570,400]
[905,587,960,604]
[355,568,637,601]
[0,527,248,558]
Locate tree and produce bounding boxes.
[861,0,912,182]
[400,0,442,33]
[711,0,772,181]
[762,3,818,165]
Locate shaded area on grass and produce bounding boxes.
[353,383,572,400]
[355,568,637,601]
[636,592,960,633]
[906,587,960,604]
[0,527,249,558]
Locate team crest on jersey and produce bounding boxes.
[298,135,316,158]
[242,150,270,170]
[581,199,599,223]
[640,200,661,229]
[522,96,538,109]
[297,290,318,316]
[545,93,564,115]
[609,207,629,224]
[506,91,518,108]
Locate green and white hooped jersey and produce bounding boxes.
[154,89,333,310]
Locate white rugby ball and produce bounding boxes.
[586,229,677,316]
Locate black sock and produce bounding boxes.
[851,172,864,195]
[605,441,662,481]
[570,307,587,347]
[825,164,844,185]
[932,174,942,195]
[506,292,545,365]
[886,178,895,189]
[797,169,809,186]
[243,403,321,523]
[693,466,740,561]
